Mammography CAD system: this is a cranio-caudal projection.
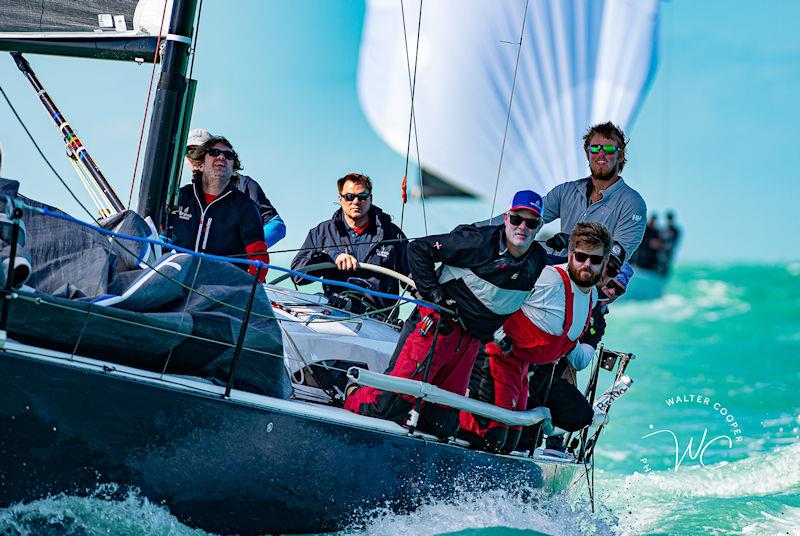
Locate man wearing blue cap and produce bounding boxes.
[345,190,547,439]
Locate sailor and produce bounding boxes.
[185,128,287,248]
[542,122,647,260]
[171,135,270,281]
[344,190,548,439]
[459,222,613,453]
[290,173,408,313]
[534,240,630,455]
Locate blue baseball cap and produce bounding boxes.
[509,190,543,217]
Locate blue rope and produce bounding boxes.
[34,206,438,311]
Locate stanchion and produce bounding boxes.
[224,264,262,398]
[0,198,24,337]
[405,313,441,435]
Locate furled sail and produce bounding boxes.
[0,0,172,62]
[357,0,659,201]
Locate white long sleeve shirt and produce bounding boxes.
[519,264,596,371]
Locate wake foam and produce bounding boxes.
[344,487,618,536]
[600,443,800,534]
[612,278,749,323]
[0,484,209,536]
[740,504,800,535]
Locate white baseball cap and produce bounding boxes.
[186,128,212,147]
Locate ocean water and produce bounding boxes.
[2,264,798,536]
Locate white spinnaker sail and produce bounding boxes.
[357,0,659,201]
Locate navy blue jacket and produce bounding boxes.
[171,179,264,262]
[290,206,409,309]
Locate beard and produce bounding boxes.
[590,160,619,181]
[568,260,603,288]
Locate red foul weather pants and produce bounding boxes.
[344,307,481,439]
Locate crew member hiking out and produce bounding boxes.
[460,222,613,453]
[344,190,548,439]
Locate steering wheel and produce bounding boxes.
[268,262,416,316]
[268,261,415,289]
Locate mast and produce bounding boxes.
[136,0,198,223]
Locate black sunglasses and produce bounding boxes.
[604,278,626,297]
[340,192,371,202]
[207,147,236,160]
[605,263,620,278]
[507,213,541,228]
[573,250,605,265]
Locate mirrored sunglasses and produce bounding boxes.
[588,144,619,155]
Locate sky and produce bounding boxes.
[0,0,798,265]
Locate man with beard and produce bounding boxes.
[459,222,612,454]
[542,122,647,259]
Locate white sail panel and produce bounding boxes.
[357,0,659,201]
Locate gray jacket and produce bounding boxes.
[543,176,647,255]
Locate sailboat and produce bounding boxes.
[0,1,637,534]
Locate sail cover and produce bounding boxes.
[0,179,290,398]
[0,0,172,61]
[357,0,659,200]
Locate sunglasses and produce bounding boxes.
[605,263,620,278]
[340,192,371,202]
[588,144,619,155]
[573,250,605,265]
[604,278,626,297]
[507,213,541,228]
[207,147,236,160]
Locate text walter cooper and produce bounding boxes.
[640,393,744,474]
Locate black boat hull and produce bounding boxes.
[0,349,580,534]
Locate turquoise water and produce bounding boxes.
[2,264,798,535]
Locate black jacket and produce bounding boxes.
[171,179,264,260]
[409,224,546,341]
[236,174,280,224]
[290,206,408,309]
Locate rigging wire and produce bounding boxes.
[398,0,425,232]
[126,0,170,209]
[399,0,428,234]
[489,0,530,218]
[0,85,98,221]
[187,0,204,80]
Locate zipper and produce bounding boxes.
[191,185,232,251]
[202,218,213,250]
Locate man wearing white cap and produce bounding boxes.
[185,128,286,247]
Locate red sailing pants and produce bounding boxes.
[460,267,588,440]
[344,307,481,438]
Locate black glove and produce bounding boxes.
[546,232,570,252]
[580,306,607,349]
[427,288,460,323]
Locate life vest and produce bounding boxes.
[503,266,593,365]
